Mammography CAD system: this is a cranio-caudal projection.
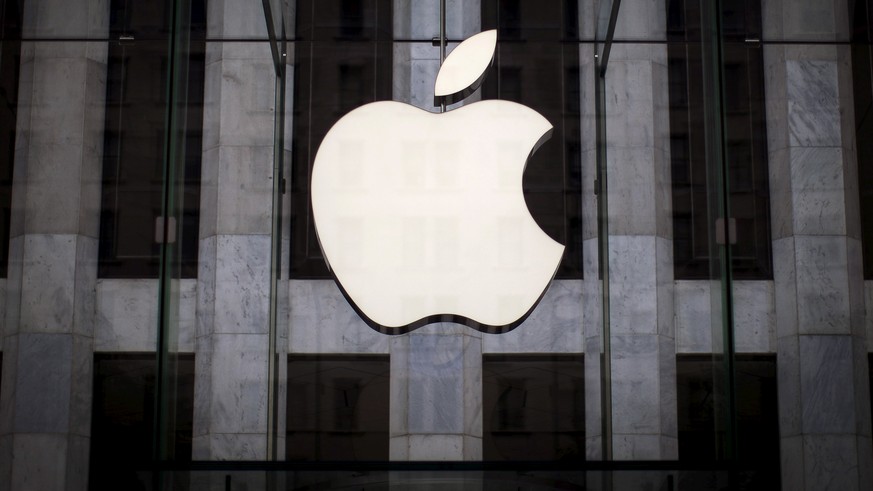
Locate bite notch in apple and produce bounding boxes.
[310,29,565,335]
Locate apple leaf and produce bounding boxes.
[434,30,497,107]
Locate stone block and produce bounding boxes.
[482,280,582,353]
[786,60,840,148]
[206,333,270,435]
[732,280,775,353]
[789,147,846,235]
[795,236,851,335]
[10,433,68,491]
[608,235,657,335]
[289,280,388,354]
[212,234,271,335]
[12,332,72,433]
[799,335,855,434]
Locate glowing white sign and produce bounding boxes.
[311,30,564,334]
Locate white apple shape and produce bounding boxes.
[310,30,565,334]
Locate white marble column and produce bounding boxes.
[602,0,677,460]
[0,1,108,489]
[763,1,872,489]
[192,0,276,461]
[388,0,484,462]
[389,324,482,460]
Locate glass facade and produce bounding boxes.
[0,0,870,490]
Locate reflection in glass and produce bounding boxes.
[483,355,584,461]
[89,354,194,490]
[667,0,771,279]
[98,0,205,278]
[0,0,21,278]
[481,0,583,278]
[286,355,390,461]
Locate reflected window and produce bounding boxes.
[289,0,393,277]
[667,0,772,279]
[286,355,390,461]
[89,354,194,490]
[0,0,22,278]
[482,355,585,461]
[98,0,205,278]
[851,0,873,279]
[677,355,779,480]
[482,0,583,279]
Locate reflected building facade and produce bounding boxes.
[0,0,870,490]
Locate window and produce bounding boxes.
[677,355,779,486]
[289,0,393,278]
[851,0,873,279]
[286,355,390,460]
[482,355,585,461]
[668,0,772,279]
[0,0,22,278]
[482,0,583,278]
[98,0,205,278]
[89,354,194,490]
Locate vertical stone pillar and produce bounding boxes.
[389,325,482,460]
[389,0,484,463]
[763,1,872,489]
[0,1,108,489]
[603,0,677,460]
[192,0,276,461]
[580,0,603,461]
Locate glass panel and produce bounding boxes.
[89,354,195,490]
[285,355,390,461]
[482,355,585,461]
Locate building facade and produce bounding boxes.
[0,0,871,489]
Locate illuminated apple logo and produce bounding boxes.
[311,30,564,335]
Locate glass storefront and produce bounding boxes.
[0,1,871,490]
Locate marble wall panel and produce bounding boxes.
[289,280,389,353]
[212,235,271,335]
[482,280,582,353]
[789,147,846,236]
[612,0,666,41]
[12,333,71,433]
[768,147,793,239]
[732,281,776,353]
[206,333,270,435]
[798,335,855,435]
[610,333,660,435]
[215,59,276,148]
[674,281,711,353]
[608,235,658,335]
[773,237,798,339]
[777,335,802,437]
[21,143,83,234]
[406,333,464,434]
[785,60,840,148]
[605,149,658,235]
[9,433,68,491]
[212,145,275,236]
[794,236,851,336]
[207,0,267,39]
[95,279,196,352]
[780,435,804,490]
[390,324,481,460]
[393,0,479,40]
[802,434,861,490]
[19,235,76,333]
